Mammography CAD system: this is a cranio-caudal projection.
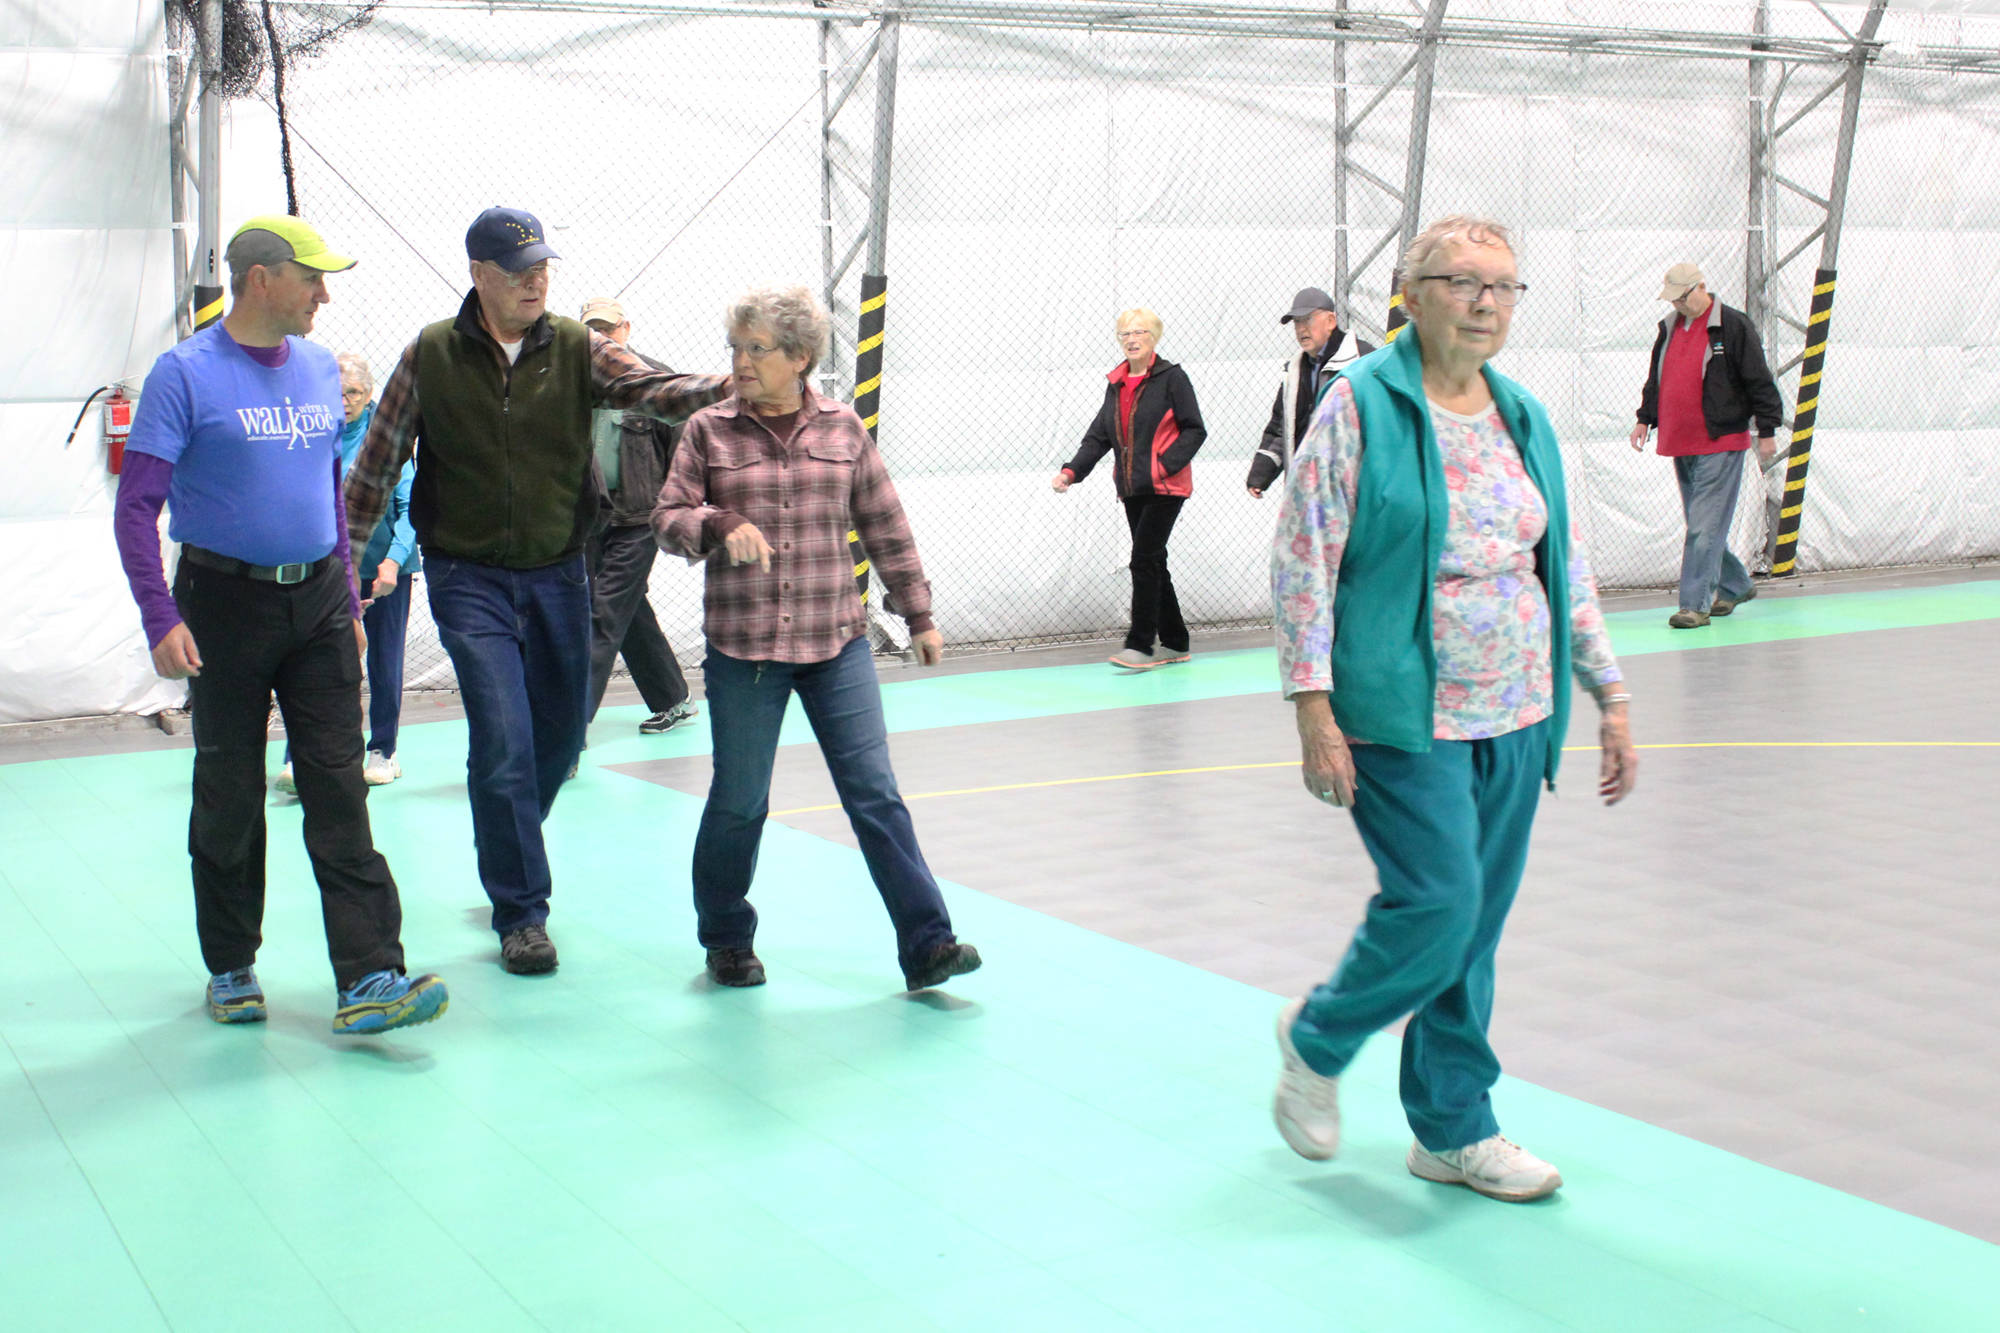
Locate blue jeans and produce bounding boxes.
[425,552,591,936]
[694,636,955,971]
[1675,449,1755,613]
[1289,721,1547,1153]
[361,572,412,757]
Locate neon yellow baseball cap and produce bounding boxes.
[226,215,357,273]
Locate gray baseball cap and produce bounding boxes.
[1281,287,1337,324]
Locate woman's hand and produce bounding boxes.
[1049,472,1072,493]
[1294,692,1357,808]
[723,522,774,572]
[1598,701,1638,805]
[911,629,944,666]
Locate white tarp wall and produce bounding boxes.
[5,0,2000,718]
[1,0,184,722]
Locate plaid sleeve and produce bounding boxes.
[849,431,931,624]
[591,333,729,424]
[345,338,420,551]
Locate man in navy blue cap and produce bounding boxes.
[344,206,729,976]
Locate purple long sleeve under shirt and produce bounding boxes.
[115,329,363,649]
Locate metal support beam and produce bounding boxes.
[1382,0,1449,342]
[1331,0,1350,326]
[193,0,225,332]
[166,0,195,340]
[1770,0,1886,577]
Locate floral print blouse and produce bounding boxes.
[1272,379,1622,741]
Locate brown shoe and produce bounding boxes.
[1667,609,1710,629]
[1711,585,1757,616]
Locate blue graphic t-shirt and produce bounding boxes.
[125,324,343,566]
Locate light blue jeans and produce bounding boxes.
[1675,449,1756,613]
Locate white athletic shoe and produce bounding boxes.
[1272,997,1340,1160]
[1407,1135,1563,1201]
[363,750,401,786]
[274,763,296,796]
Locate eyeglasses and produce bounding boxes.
[1418,274,1527,306]
[725,340,783,358]
[485,260,555,288]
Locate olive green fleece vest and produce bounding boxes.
[1333,328,1576,790]
[411,315,596,568]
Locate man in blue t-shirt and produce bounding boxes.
[113,214,448,1036]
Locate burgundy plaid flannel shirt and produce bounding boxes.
[654,392,934,664]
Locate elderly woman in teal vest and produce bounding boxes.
[1268,216,1638,1203]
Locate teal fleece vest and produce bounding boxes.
[1331,328,1576,789]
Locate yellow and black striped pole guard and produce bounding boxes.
[1771,269,1835,576]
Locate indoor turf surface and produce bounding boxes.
[4,581,1997,1331]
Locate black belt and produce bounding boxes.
[181,545,334,586]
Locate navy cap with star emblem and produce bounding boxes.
[465,206,560,272]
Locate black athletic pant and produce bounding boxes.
[173,555,405,989]
[1122,495,1189,654]
[586,523,688,720]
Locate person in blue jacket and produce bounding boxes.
[276,352,419,791]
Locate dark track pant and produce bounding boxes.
[1122,495,1188,654]
[174,557,404,989]
[586,523,687,720]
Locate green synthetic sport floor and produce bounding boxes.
[5,582,1999,1332]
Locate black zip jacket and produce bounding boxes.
[1061,355,1206,499]
[1635,300,1785,441]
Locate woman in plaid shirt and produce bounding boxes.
[654,284,982,994]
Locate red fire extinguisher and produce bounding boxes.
[102,386,134,474]
[65,382,136,474]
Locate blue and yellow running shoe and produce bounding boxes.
[206,967,267,1024]
[332,970,448,1035]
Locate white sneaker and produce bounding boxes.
[274,763,296,795]
[363,750,401,786]
[1407,1135,1563,1201]
[1272,997,1340,1160]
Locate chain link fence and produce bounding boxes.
[217,1,2000,690]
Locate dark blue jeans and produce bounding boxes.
[425,552,591,936]
[694,636,955,971]
[361,572,412,757]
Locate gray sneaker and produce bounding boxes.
[1109,646,1188,670]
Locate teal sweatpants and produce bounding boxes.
[1288,720,1548,1152]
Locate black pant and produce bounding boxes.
[1122,495,1188,653]
[586,523,688,719]
[174,556,405,988]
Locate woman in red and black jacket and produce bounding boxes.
[1051,307,1208,670]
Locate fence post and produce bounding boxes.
[851,11,902,620]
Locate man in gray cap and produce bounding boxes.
[343,207,728,976]
[1247,287,1374,497]
[1629,262,1785,628]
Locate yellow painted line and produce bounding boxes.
[1804,341,1827,359]
[860,292,886,314]
[195,297,224,327]
[766,744,1997,816]
[1790,449,1811,465]
[1771,558,1797,573]
[855,374,882,396]
[1799,371,1821,386]
[852,559,870,578]
[862,413,879,429]
[1791,426,1815,442]
[1795,396,1817,414]
[846,529,859,542]
[1814,279,1837,294]
[856,332,883,354]
[1781,504,1803,518]
[1785,478,1806,492]
[1809,308,1831,325]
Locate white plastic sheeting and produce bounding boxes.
[7,1,2000,721]
[1,0,183,722]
